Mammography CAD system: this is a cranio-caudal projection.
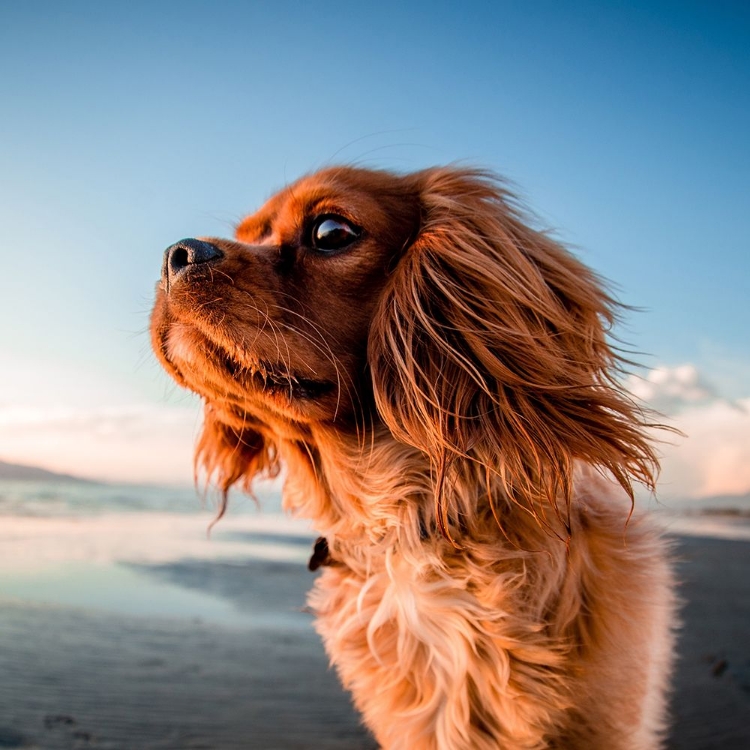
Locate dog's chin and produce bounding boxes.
[155,318,339,425]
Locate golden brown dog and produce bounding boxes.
[151,166,675,749]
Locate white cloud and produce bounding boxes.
[0,351,204,484]
[625,364,750,501]
[653,397,750,501]
[625,364,726,415]
[0,402,202,485]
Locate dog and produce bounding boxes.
[151,166,675,749]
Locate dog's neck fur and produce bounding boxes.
[275,421,565,573]
[281,425,430,545]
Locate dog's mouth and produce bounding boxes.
[155,317,334,403]
[217,350,334,400]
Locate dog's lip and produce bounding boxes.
[185,337,334,401]
[155,313,335,401]
[225,355,334,400]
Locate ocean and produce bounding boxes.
[1,478,749,628]
[0,479,284,518]
[0,479,317,628]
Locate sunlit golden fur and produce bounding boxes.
[151,166,675,748]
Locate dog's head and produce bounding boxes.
[151,166,657,534]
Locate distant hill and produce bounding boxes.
[695,491,750,506]
[0,459,94,483]
[673,490,750,517]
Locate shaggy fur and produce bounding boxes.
[151,166,675,749]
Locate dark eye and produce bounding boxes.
[310,215,361,253]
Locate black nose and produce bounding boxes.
[161,238,223,287]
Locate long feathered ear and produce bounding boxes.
[195,402,280,515]
[369,167,659,541]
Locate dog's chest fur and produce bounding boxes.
[278,435,674,750]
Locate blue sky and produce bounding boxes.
[1,1,748,497]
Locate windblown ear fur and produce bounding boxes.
[195,403,280,512]
[369,168,659,539]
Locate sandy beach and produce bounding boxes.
[0,524,747,749]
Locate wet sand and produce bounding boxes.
[0,559,375,750]
[0,535,747,749]
[668,536,750,749]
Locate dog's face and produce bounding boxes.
[151,165,657,522]
[151,168,420,431]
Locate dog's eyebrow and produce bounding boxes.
[304,197,359,224]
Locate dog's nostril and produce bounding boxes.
[171,247,189,271]
[162,238,224,285]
